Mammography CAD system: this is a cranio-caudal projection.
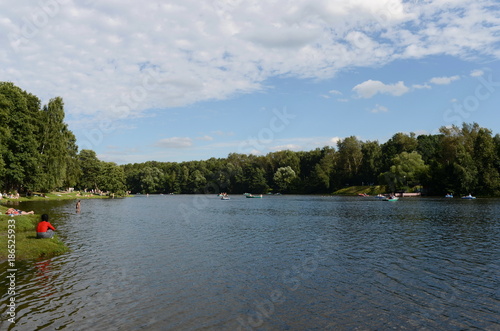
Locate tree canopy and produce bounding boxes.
[2,82,500,197]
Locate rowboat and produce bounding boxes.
[246,194,263,198]
[383,196,399,201]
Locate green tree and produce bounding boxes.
[243,164,268,193]
[37,97,76,191]
[187,169,207,193]
[0,82,42,191]
[98,162,127,195]
[380,151,428,191]
[473,127,500,195]
[273,166,297,192]
[359,140,382,185]
[336,136,363,186]
[0,87,11,187]
[138,166,164,194]
[77,149,102,191]
[381,132,418,170]
[306,147,335,193]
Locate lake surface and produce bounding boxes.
[1,195,499,330]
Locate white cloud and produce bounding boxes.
[321,89,342,98]
[270,136,341,152]
[370,104,389,113]
[352,80,409,98]
[196,135,214,141]
[429,75,460,85]
[155,137,193,148]
[470,69,484,77]
[412,83,431,89]
[270,144,303,152]
[0,0,498,128]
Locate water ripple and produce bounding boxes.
[1,196,499,330]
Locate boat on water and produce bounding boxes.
[445,194,453,198]
[221,196,230,200]
[358,193,369,197]
[383,196,399,201]
[246,194,263,198]
[461,194,476,199]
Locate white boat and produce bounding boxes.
[246,194,263,198]
[461,195,476,199]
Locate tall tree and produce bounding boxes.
[381,132,418,171]
[380,151,429,191]
[359,140,382,185]
[273,166,297,192]
[138,166,164,194]
[37,97,73,191]
[0,82,41,192]
[77,149,102,191]
[336,136,363,186]
[98,162,127,195]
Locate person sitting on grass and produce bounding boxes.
[36,214,56,239]
[5,208,35,215]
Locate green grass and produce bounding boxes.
[0,190,129,260]
[0,213,69,260]
[333,185,388,196]
[2,191,108,202]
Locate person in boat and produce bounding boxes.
[36,214,56,239]
[5,208,34,215]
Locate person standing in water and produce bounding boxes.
[76,200,81,212]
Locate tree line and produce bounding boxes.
[123,123,500,196]
[2,82,500,197]
[0,82,126,196]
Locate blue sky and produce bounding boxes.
[1,1,499,164]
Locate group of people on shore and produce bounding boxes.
[0,192,20,199]
[2,200,82,239]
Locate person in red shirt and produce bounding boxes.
[36,214,56,239]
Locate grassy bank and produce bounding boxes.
[333,185,388,196]
[1,190,111,203]
[0,204,69,260]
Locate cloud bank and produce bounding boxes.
[0,0,498,125]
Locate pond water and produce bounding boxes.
[1,195,499,330]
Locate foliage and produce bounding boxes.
[1,82,500,197]
[380,151,429,192]
[273,166,297,192]
[0,83,79,193]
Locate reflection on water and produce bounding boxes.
[1,195,499,330]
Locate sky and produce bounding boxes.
[1,0,499,164]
